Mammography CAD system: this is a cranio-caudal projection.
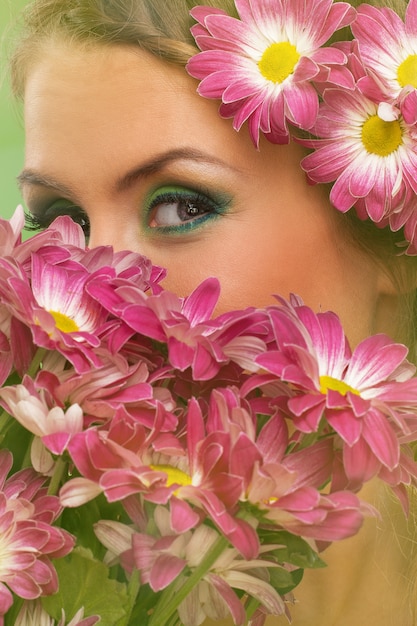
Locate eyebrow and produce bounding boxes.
[17,147,240,197]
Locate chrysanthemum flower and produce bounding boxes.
[217,392,365,542]
[0,206,25,258]
[15,601,100,626]
[257,298,417,489]
[0,450,74,618]
[62,398,259,559]
[91,277,267,380]
[37,356,163,426]
[59,403,181,508]
[351,0,417,102]
[0,255,107,372]
[0,212,165,373]
[388,195,417,253]
[95,510,287,626]
[0,379,84,456]
[300,82,417,223]
[186,0,355,146]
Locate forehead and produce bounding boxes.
[23,42,242,166]
[21,40,311,210]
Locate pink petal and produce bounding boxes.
[0,583,13,615]
[149,553,186,592]
[348,335,409,389]
[256,414,288,464]
[326,408,361,445]
[222,569,285,615]
[59,477,103,507]
[343,438,380,486]
[284,83,319,129]
[207,574,246,625]
[362,409,400,470]
[406,0,417,34]
[7,570,42,600]
[170,497,200,533]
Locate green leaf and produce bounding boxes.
[269,566,304,595]
[261,530,327,569]
[60,496,126,558]
[41,547,130,626]
[126,582,159,626]
[4,596,23,626]
[0,419,32,471]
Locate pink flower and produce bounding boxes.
[0,213,166,374]
[257,298,417,489]
[0,450,74,619]
[62,397,259,558]
[59,404,180,507]
[15,601,100,626]
[92,277,267,380]
[300,79,417,223]
[0,206,25,258]
[208,388,365,541]
[0,254,107,372]
[95,510,287,626]
[0,378,84,456]
[264,487,367,541]
[351,0,417,101]
[186,0,355,146]
[36,357,163,426]
[16,213,163,293]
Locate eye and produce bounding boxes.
[25,202,90,238]
[145,185,230,232]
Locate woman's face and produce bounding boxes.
[21,42,394,345]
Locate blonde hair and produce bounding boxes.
[10,0,238,98]
[9,0,407,96]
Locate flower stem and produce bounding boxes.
[0,410,14,441]
[21,435,34,468]
[47,456,67,496]
[28,347,48,378]
[148,534,229,626]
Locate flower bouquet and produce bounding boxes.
[0,206,416,626]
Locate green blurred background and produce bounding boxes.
[0,0,29,220]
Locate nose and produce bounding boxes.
[87,207,143,254]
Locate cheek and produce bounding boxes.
[151,215,379,347]
[153,225,325,311]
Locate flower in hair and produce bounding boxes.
[299,80,417,222]
[351,0,417,104]
[186,0,355,147]
[186,1,417,251]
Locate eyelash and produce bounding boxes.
[25,206,91,238]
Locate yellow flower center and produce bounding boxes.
[49,311,79,333]
[397,54,417,88]
[361,114,403,156]
[319,375,360,396]
[151,464,192,488]
[258,42,300,84]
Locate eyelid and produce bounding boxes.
[24,200,90,237]
[143,183,232,233]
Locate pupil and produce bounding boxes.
[186,202,199,216]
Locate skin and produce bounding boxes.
[21,42,411,625]
[21,42,399,349]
